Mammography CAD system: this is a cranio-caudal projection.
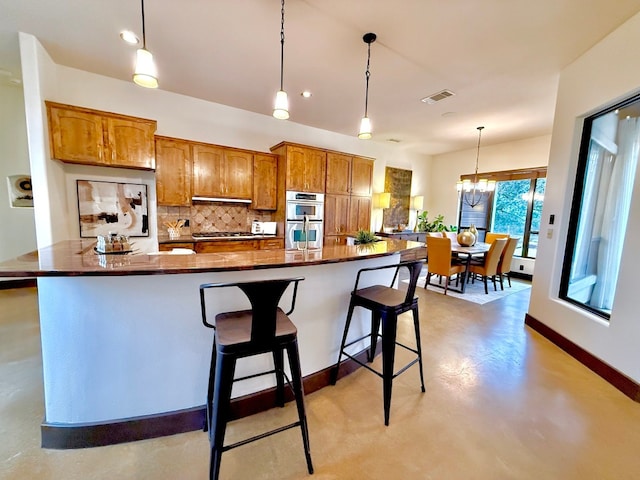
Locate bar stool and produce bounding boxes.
[200,277,313,480]
[330,260,426,426]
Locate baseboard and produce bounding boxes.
[524,313,640,402]
[0,278,36,289]
[41,344,380,449]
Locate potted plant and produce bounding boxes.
[416,211,457,233]
[354,229,379,244]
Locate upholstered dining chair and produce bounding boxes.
[424,236,466,295]
[485,232,509,244]
[467,237,508,294]
[497,237,519,289]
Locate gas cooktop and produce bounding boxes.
[192,231,254,239]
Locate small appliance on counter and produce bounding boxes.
[251,221,277,235]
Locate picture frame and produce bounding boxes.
[76,180,149,238]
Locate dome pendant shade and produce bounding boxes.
[273,90,290,119]
[358,116,372,139]
[133,48,158,88]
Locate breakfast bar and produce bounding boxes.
[0,239,424,448]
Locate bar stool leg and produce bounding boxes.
[209,351,236,480]
[330,300,356,385]
[205,341,217,433]
[369,310,382,362]
[381,312,397,426]
[412,306,426,393]
[285,340,314,474]
[273,347,285,407]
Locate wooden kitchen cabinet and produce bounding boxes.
[253,154,278,210]
[158,242,195,251]
[46,101,156,170]
[324,194,350,235]
[155,137,192,206]
[351,157,374,196]
[283,145,326,193]
[195,240,259,253]
[192,145,252,199]
[259,238,285,250]
[349,196,372,233]
[326,153,352,195]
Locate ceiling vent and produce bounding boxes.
[421,89,455,104]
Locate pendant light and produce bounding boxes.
[358,33,377,139]
[273,0,289,119]
[456,126,496,208]
[133,0,158,89]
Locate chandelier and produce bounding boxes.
[456,126,495,208]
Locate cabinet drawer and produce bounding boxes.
[259,238,284,250]
[195,240,259,253]
[158,242,194,252]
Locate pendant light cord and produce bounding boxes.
[363,42,371,117]
[474,126,484,183]
[279,0,285,91]
[140,0,147,49]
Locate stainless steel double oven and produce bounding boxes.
[285,191,324,249]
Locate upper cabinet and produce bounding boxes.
[326,153,374,197]
[192,145,252,199]
[351,157,374,196]
[46,101,156,170]
[253,154,278,210]
[155,137,192,206]
[280,145,326,193]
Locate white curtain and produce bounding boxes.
[590,117,640,310]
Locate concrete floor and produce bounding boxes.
[3,284,640,479]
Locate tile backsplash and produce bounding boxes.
[157,204,274,234]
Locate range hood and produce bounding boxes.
[191,196,252,204]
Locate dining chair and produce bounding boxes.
[497,237,519,289]
[467,237,508,294]
[424,236,466,295]
[485,232,509,244]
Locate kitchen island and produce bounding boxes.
[0,239,424,448]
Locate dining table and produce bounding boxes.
[448,241,491,293]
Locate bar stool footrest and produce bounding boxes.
[221,421,302,452]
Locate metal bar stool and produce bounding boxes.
[200,277,313,480]
[330,260,426,426]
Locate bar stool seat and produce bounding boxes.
[200,277,313,480]
[330,260,426,426]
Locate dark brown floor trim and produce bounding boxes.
[0,278,36,290]
[525,313,640,402]
[41,344,379,449]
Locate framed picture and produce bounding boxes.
[76,180,149,238]
[7,174,34,208]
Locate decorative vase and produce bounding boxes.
[457,231,476,247]
[469,224,478,246]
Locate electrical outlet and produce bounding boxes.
[519,265,524,271]
[184,219,190,227]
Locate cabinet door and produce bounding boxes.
[105,117,156,169]
[325,194,350,235]
[224,150,253,199]
[195,240,258,253]
[48,106,105,164]
[285,146,307,191]
[326,153,351,195]
[348,196,372,233]
[305,148,327,193]
[192,144,225,197]
[253,154,278,210]
[155,138,192,206]
[351,157,374,196]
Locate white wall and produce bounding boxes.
[529,12,640,382]
[0,80,36,263]
[18,33,431,246]
[429,135,552,227]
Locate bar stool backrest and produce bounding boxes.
[200,277,303,346]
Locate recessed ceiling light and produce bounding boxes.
[301,91,312,98]
[441,111,456,117]
[387,138,401,143]
[120,30,140,45]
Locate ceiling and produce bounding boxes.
[2,0,640,155]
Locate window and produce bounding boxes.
[560,95,640,318]
[458,167,546,259]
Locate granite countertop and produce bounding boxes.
[0,239,426,277]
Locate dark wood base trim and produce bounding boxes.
[524,313,640,401]
[0,278,36,289]
[41,344,380,449]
